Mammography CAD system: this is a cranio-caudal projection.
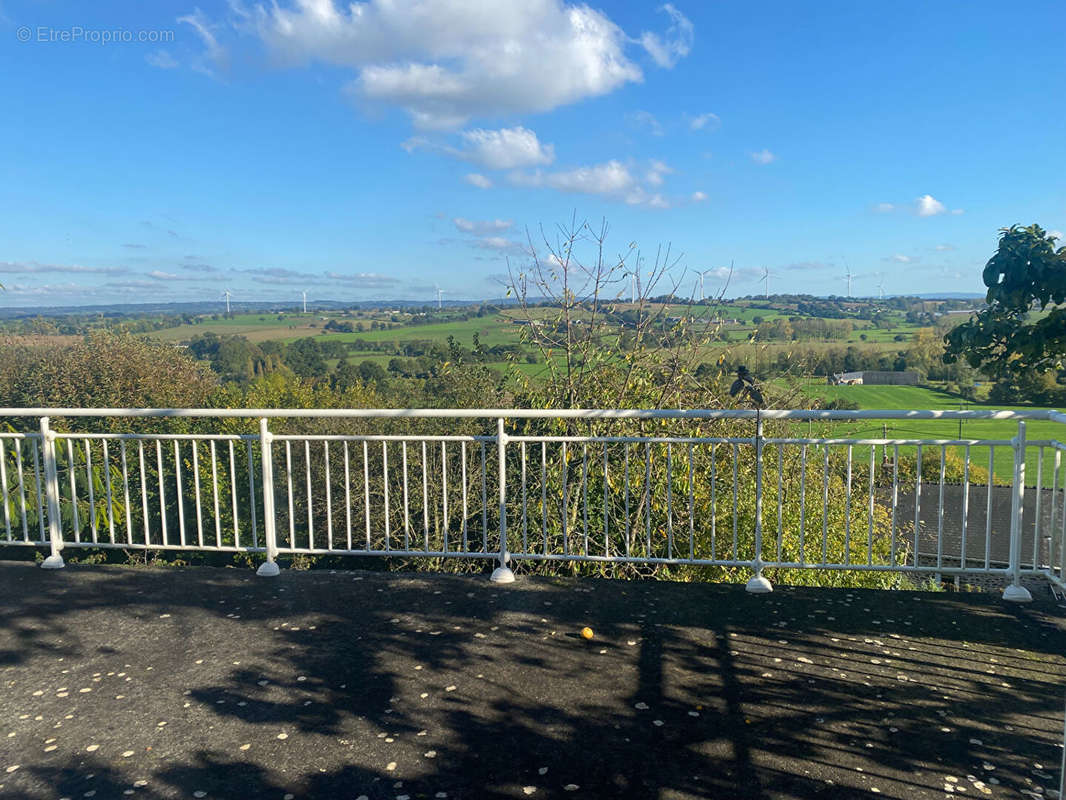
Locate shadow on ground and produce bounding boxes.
[1,562,1064,799]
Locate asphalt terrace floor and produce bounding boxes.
[1,562,1064,800]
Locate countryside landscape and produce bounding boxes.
[1,1,1064,798]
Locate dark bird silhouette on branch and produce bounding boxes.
[729,365,765,408]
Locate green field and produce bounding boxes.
[797,383,1065,485]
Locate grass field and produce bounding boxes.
[795,383,1065,486]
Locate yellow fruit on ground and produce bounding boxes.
[580,627,594,640]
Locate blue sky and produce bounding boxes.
[1,0,1063,307]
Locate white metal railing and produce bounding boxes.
[1,407,1063,601]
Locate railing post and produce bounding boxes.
[490,417,515,583]
[39,417,65,569]
[1003,420,1032,602]
[746,412,772,593]
[256,418,280,577]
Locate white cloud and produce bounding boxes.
[453,218,513,235]
[890,254,913,264]
[873,202,895,213]
[1049,230,1063,241]
[915,194,947,216]
[691,191,707,202]
[935,243,955,251]
[950,208,965,215]
[510,160,673,208]
[244,0,690,129]
[458,127,554,169]
[323,272,401,287]
[688,112,720,132]
[629,110,663,136]
[750,149,776,165]
[471,236,525,253]
[639,4,694,68]
[0,261,124,275]
[146,49,179,69]
[645,159,673,186]
[178,9,228,75]
[464,173,492,189]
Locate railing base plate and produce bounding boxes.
[745,575,773,594]
[490,566,515,584]
[256,561,281,577]
[40,554,65,570]
[1002,584,1032,603]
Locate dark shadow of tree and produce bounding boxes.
[1,563,1064,799]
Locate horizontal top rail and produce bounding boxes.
[0,407,1062,421]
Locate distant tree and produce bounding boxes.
[943,224,1066,384]
[285,337,328,378]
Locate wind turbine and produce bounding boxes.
[697,268,718,302]
[842,260,853,298]
[222,289,232,315]
[877,273,885,301]
[760,266,770,300]
[302,290,307,314]
[435,286,446,310]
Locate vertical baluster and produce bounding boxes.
[985,447,994,570]
[174,441,186,547]
[890,445,899,566]
[67,440,80,541]
[1034,447,1044,569]
[210,441,221,548]
[623,443,630,557]
[844,445,852,565]
[1047,449,1058,568]
[666,443,673,559]
[937,446,946,571]
[14,440,29,542]
[422,441,430,552]
[821,446,829,564]
[228,440,239,549]
[710,443,717,558]
[798,444,807,564]
[687,442,695,560]
[867,445,875,565]
[120,440,133,546]
[441,442,449,553]
[961,445,970,570]
[481,442,488,553]
[323,441,333,550]
[541,442,548,555]
[401,441,410,551]
[304,440,313,550]
[33,440,46,542]
[582,443,589,556]
[560,442,568,555]
[912,444,923,568]
[103,440,115,544]
[156,440,167,547]
[731,443,739,560]
[84,439,96,543]
[644,442,652,557]
[363,441,371,550]
[138,442,150,545]
[285,441,295,550]
[604,442,611,558]
[246,440,258,549]
[776,443,784,562]
[0,440,10,541]
[462,441,470,552]
[192,440,204,548]
[383,441,390,551]
[344,441,352,551]
[520,441,527,555]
